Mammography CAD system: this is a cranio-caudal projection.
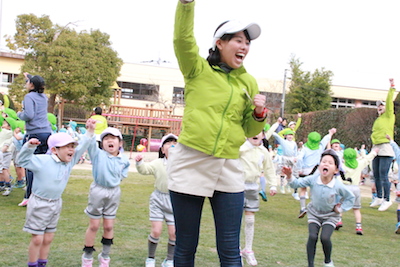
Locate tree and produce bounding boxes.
[285,56,333,113]
[6,14,123,112]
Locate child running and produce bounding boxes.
[18,119,95,267]
[295,128,336,218]
[272,129,298,194]
[283,149,355,267]
[239,131,277,266]
[135,133,178,267]
[340,147,378,234]
[81,127,130,267]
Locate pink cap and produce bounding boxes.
[48,133,78,149]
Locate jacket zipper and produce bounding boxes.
[212,73,234,155]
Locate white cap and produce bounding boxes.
[212,20,261,50]
[288,121,296,127]
[160,133,178,148]
[376,100,386,106]
[100,127,123,140]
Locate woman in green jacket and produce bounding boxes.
[370,79,396,211]
[168,1,267,266]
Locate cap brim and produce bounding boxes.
[212,20,261,49]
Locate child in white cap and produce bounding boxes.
[135,133,178,267]
[82,127,130,267]
[18,118,96,267]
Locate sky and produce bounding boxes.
[1,0,400,90]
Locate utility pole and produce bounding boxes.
[281,69,288,117]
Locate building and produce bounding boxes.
[1,51,395,114]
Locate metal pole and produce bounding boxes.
[281,69,288,117]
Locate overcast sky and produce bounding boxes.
[1,0,399,90]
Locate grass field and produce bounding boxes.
[1,169,399,267]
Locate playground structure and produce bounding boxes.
[59,102,182,157]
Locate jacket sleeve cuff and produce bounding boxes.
[252,107,267,121]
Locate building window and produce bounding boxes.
[117,81,159,100]
[0,72,18,87]
[172,87,185,104]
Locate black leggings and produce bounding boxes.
[307,223,334,267]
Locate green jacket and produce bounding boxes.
[371,87,395,145]
[174,1,265,159]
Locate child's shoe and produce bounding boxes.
[369,197,383,207]
[161,259,173,267]
[280,186,285,194]
[285,185,291,194]
[324,260,335,267]
[98,254,110,267]
[395,222,400,234]
[145,258,155,267]
[292,192,300,200]
[298,208,307,219]
[241,249,257,266]
[258,190,268,202]
[2,187,12,196]
[335,221,343,230]
[15,179,25,188]
[81,254,93,267]
[356,226,363,235]
[18,198,29,207]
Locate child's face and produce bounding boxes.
[318,155,338,179]
[102,135,122,156]
[285,134,294,141]
[161,140,177,159]
[2,121,10,130]
[331,143,340,151]
[52,143,76,162]
[248,132,264,146]
[289,124,295,130]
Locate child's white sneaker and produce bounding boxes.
[145,258,155,267]
[161,259,173,267]
[292,192,300,200]
[18,198,29,207]
[2,187,12,196]
[324,260,335,266]
[241,249,257,266]
[369,197,383,207]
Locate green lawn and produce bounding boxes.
[1,170,399,267]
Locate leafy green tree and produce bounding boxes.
[285,56,333,113]
[6,14,122,112]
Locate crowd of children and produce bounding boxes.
[4,74,398,267]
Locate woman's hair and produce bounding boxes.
[207,21,251,66]
[28,75,45,93]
